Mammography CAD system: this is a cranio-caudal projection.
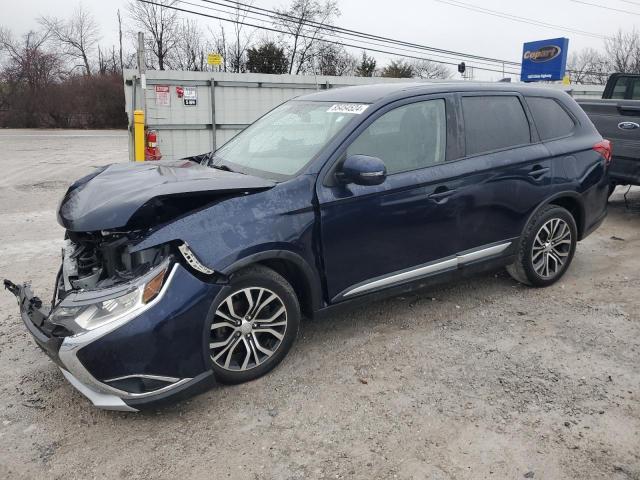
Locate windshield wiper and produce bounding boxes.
[210,161,247,175]
[211,163,234,172]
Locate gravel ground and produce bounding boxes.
[0,129,638,480]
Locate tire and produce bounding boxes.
[608,182,617,199]
[205,265,300,384]
[506,205,577,287]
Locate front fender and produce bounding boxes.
[130,174,320,295]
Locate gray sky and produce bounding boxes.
[3,0,637,79]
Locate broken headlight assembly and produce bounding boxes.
[50,263,169,333]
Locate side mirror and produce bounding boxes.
[336,155,387,186]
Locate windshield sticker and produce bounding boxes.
[327,104,369,115]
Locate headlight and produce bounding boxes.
[49,267,168,332]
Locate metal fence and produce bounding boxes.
[123,69,605,162]
[123,70,425,161]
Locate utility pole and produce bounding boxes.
[137,31,146,114]
[117,10,124,74]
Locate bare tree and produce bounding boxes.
[0,27,62,126]
[605,28,640,74]
[567,48,610,85]
[274,0,340,74]
[97,45,122,75]
[127,0,180,70]
[209,24,229,72]
[226,2,257,73]
[0,28,59,87]
[39,5,100,76]
[412,59,451,80]
[171,19,206,71]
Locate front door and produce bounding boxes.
[317,96,467,301]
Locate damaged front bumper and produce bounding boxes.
[4,259,222,411]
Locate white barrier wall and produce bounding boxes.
[123,70,604,161]
[123,70,424,161]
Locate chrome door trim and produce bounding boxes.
[344,258,458,298]
[456,242,511,264]
[341,241,512,298]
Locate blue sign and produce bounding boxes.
[520,37,569,82]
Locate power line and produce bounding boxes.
[209,0,609,78]
[435,0,609,40]
[570,0,640,16]
[209,0,521,66]
[188,0,519,70]
[619,0,640,6]
[136,0,522,75]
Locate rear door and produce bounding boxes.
[450,93,553,254]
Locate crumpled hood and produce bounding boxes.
[58,159,275,232]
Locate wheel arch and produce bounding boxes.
[221,250,323,318]
[526,192,586,240]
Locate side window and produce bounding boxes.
[611,76,629,99]
[462,96,531,156]
[346,99,446,174]
[629,78,640,100]
[525,97,576,140]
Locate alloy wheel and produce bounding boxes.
[531,218,572,279]
[209,287,288,371]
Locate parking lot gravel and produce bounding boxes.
[0,129,638,479]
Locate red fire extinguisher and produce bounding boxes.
[145,129,162,161]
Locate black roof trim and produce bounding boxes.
[297,81,571,104]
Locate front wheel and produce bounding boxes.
[206,265,300,384]
[506,205,577,287]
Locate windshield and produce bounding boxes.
[211,101,369,180]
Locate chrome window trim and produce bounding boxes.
[342,241,512,298]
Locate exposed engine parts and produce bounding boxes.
[59,231,170,295]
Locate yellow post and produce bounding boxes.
[133,110,145,162]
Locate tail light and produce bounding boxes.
[593,139,612,166]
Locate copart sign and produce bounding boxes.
[520,37,569,82]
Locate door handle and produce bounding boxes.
[427,187,457,201]
[528,167,550,179]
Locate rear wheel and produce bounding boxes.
[206,266,300,384]
[506,205,577,287]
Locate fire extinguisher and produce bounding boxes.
[145,129,162,161]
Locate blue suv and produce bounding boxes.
[5,83,610,411]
